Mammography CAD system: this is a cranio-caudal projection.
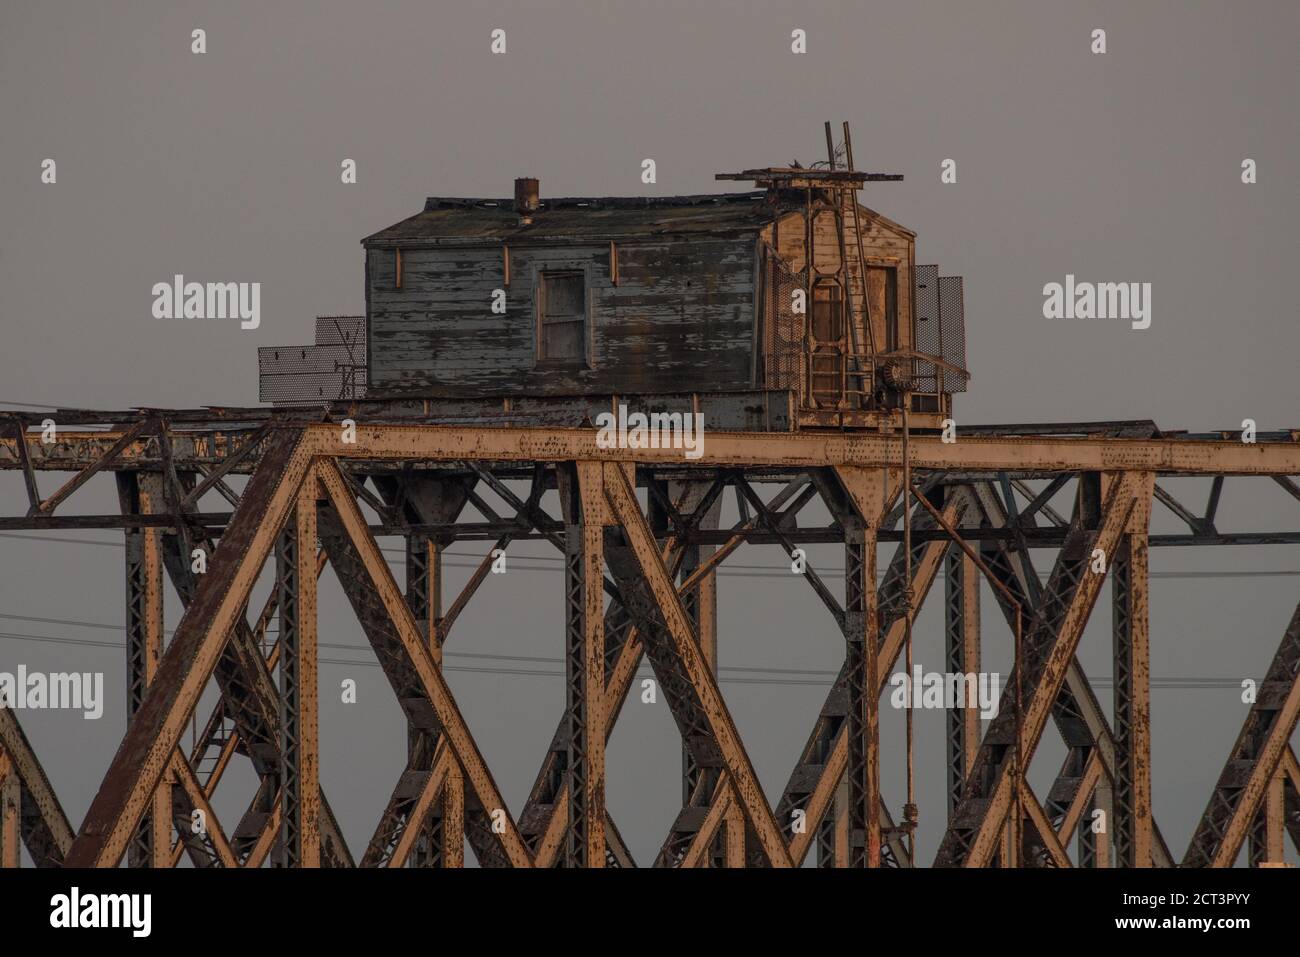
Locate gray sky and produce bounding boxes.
[1,1,1297,866]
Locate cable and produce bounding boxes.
[0,400,61,410]
[0,627,1253,688]
[0,532,1292,581]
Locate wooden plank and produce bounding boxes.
[368,239,758,396]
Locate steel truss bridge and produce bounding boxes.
[1,408,1299,868]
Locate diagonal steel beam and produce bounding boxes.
[180,424,271,508]
[0,751,18,868]
[737,478,844,628]
[933,471,1147,867]
[972,479,1175,866]
[600,461,793,867]
[521,476,800,866]
[0,707,74,867]
[169,753,237,867]
[385,739,454,868]
[149,440,351,869]
[64,428,312,867]
[1183,599,1300,867]
[35,418,150,515]
[775,488,974,867]
[1018,779,1072,867]
[365,474,503,868]
[678,776,737,868]
[169,549,328,866]
[316,457,533,867]
[3,416,40,511]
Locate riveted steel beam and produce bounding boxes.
[65,428,312,867]
[1184,599,1300,867]
[0,709,73,867]
[945,536,982,818]
[315,457,533,868]
[273,469,321,867]
[1112,485,1154,867]
[776,489,973,868]
[118,471,171,867]
[601,461,793,867]
[934,471,1148,867]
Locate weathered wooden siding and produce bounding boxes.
[767,202,914,354]
[366,237,757,396]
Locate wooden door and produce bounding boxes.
[808,280,845,408]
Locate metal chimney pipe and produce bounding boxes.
[514,177,539,225]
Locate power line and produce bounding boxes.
[0,625,1255,690]
[0,399,60,410]
[0,532,1293,581]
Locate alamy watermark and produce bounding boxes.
[1042,274,1151,330]
[0,666,103,719]
[595,404,705,460]
[50,887,150,937]
[151,274,260,329]
[889,665,1000,719]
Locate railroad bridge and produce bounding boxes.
[1,410,1298,868]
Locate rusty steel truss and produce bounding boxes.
[1,409,1300,868]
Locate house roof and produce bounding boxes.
[361,192,777,246]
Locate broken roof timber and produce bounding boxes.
[717,168,904,188]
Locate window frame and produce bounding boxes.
[533,264,594,368]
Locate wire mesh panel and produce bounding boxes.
[913,265,941,394]
[938,276,968,394]
[767,254,805,400]
[314,316,366,355]
[259,317,368,405]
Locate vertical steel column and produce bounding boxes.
[829,466,887,869]
[406,532,440,664]
[844,515,882,867]
[274,473,320,867]
[1077,793,1098,868]
[672,480,726,864]
[442,760,465,868]
[1264,772,1286,865]
[945,546,981,818]
[1112,480,1153,867]
[830,777,849,866]
[121,472,170,867]
[564,462,607,867]
[405,529,445,866]
[1248,771,1287,866]
[1080,784,1113,868]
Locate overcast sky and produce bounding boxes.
[1,1,1297,867]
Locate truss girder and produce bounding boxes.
[9,420,1296,870]
[65,429,314,867]
[1183,600,1300,867]
[933,471,1151,867]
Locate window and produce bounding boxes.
[811,280,844,346]
[537,271,587,363]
